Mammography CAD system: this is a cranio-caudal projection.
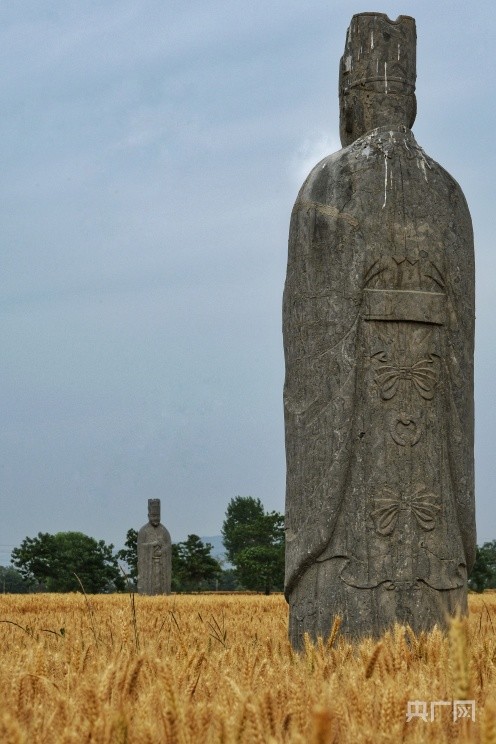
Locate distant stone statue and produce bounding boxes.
[283,13,475,645]
[137,499,172,595]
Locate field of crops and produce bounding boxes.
[1,591,495,743]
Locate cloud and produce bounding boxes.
[112,107,169,151]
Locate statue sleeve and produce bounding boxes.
[283,173,364,596]
[444,182,476,572]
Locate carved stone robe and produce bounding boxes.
[283,125,475,643]
[137,522,172,595]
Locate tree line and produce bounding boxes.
[4,496,284,594]
[4,496,495,594]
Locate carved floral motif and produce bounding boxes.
[372,351,439,400]
[371,485,440,535]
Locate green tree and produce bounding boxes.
[0,565,32,593]
[217,568,240,591]
[11,532,125,593]
[221,496,285,594]
[116,528,138,586]
[222,496,266,564]
[469,542,496,592]
[172,535,222,592]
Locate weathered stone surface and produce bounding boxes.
[137,499,172,595]
[283,13,475,646]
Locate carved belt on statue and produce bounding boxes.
[362,289,445,325]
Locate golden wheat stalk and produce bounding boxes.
[482,701,496,744]
[1,592,495,743]
[327,616,342,649]
[310,706,335,744]
[449,615,471,700]
[364,641,383,679]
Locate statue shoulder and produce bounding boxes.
[409,138,473,234]
[137,524,171,549]
[294,148,348,208]
[156,525,172,543]
[427,156,471,215]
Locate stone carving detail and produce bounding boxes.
[372,351,440,400]
[389,411,422,446]
[137,499,172,595]
[363,256,446,292]
[371,485,440,535]
[283,12,475,647]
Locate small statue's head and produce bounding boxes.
[339,13,417,147]
[148,499,161,527]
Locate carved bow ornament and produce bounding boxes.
[372,352,440,400]
[371,486,441,535]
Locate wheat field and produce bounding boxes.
[0,591,495,743]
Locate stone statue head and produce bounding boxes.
[339,13,417,147]
[148,498,161,527]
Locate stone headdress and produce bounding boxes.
[339,13,416,96]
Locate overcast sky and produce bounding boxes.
[1,1,495,563]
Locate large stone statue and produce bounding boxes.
[283,13,475,645]
[137,499,172,595]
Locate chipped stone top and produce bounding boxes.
[339,13,417,146]
[340,13,416,94]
